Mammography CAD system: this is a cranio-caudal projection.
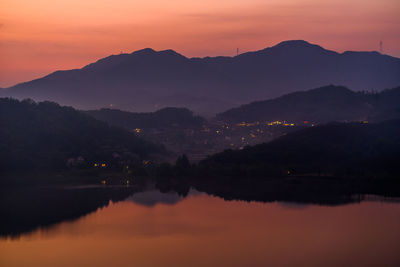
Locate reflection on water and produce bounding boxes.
[127,190,185,207]
[0,186,137,237]
[1,187,400,266]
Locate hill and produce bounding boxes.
[2,40,400,114]
[197,120,400,178]
[85,107,205,130]
[217,85,400,123]
[0,98,164,172]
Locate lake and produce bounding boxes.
[1,187,400,267]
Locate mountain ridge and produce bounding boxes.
[7,40,400,87]
[217,85,400,123]
[2,40,400,114]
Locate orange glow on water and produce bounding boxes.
[0,0,399,87]
[1,193,400,267]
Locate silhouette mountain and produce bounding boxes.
[198,119,400,178]
[217,85,400,123]
[2,40,400,114]
[0,98,163,172]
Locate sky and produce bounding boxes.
[1,0,399,87]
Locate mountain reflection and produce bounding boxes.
[127,190,184,207]
[1,179,400,239]
[0,186,136,238]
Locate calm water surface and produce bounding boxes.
[1,189,400,267]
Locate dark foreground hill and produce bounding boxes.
[0,98,164,172]
[197,120,400,178]
[2,40,400,114]
[218,85,400,123]
[85,107,205,130]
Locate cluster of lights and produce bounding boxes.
[267,121,295,126]
[94,163,107,167]
[236,122,260,127]
[236,121,298,127]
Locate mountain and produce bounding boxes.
[0,98,164,172]
[217,85,400,123]
[2,40,400,114]
[85,107,205,130]
[198,120,400,178]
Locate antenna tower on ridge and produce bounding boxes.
[379,41,383,54]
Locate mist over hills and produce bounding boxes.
[85,107,205,130]
[218,85,400,123]
[2,40,400,115]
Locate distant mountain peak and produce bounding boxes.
[82,47,186,71]
[131,48,156,55]
[3,40,400,115]
[130,48,185,58]
[276,40,314,47]
[271,40,327,51]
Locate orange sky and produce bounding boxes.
[1,0,399,87]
